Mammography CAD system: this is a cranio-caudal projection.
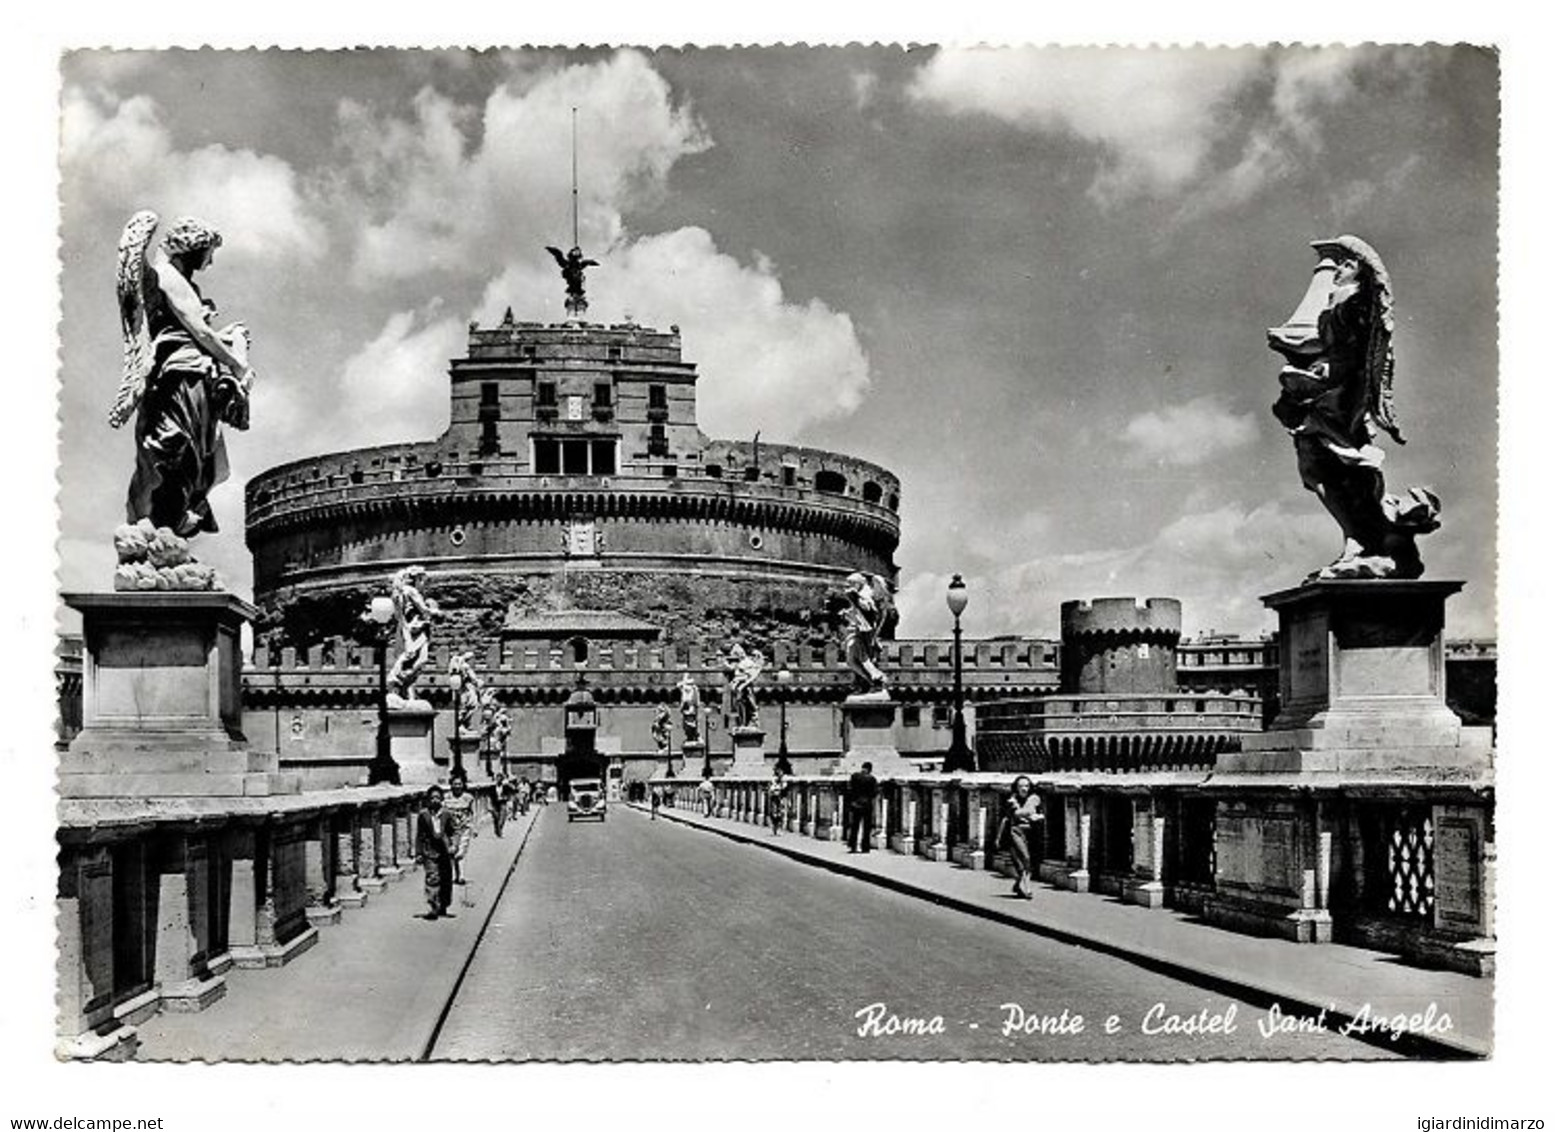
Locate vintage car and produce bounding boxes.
[567,778,606,822]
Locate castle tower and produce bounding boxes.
[1059,597,1182,695]
[245,316,901,651]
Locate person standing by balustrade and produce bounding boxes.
[416,786,457,919]
[996,775,1044,900]
[768,769,790,836]
[846,761,879,853]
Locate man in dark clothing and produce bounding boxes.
[846,762,878,853]
[416,786,457,919]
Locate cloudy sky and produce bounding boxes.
[55,46,1499,640]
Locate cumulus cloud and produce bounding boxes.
[343,50,709,285]
[897,500,1335,640]
[306,308,466,453]
[1175,47,1378,221]
[908,47,1263,201]
[475,228,871,440]
[60,88,326,262]
[331,50,871,439]
[1121,396,1259,466]
[910,46,1387,214]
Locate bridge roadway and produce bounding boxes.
[429,805,1393,1061]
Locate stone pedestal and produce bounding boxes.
[56,847,140,1061]
[837,696,913,777]
[1206,579,1492,948]
[389,708,440,785]
[1203,798,1332,942]
[682,740,707,776]
[446,735,483,780]
[1222,580,1493,776]
[1124,806,1167,908]
[729,727,769,776]
[152,837,227,1012]
[60,592,299,799]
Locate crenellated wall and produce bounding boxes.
[1061,597,1183,695]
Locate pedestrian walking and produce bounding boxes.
[768,769,789,836]
[491,771,509,838]
[996,775,1044,899]
[517,779,531,815]
[650,784,662,819]
[444,770,476,886]
[846,761,878,853]
[416,785,456,919]
[698,774,716,817]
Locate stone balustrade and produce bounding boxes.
[56,781,499,1062]
[651,770,1495,980]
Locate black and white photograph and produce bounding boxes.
[6,10,1548,1130]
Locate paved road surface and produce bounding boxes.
[431,806,1396,1061]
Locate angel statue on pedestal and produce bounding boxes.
[386,566,438,706]
[113,210,256,541]
[1268,235,1440,580]
[833,572,898,697]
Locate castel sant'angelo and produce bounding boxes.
[209,246,1488,789]
[244,282,901,658]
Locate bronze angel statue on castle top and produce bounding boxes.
[113,210,256,540]
[546,244,599,317]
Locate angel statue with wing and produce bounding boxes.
[834,572,898,697]
[1268,235,1440,580]
[546,244,599,317]
[113,211,257,540]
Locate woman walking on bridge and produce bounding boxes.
[444,771,476,886]
[997,775,1044,900]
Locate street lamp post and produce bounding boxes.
[944,573,975,774]
[450,669,465,780]
[366,596,400,786]
[776,667,793,776]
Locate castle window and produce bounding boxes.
[569,637,590,664]
[648,384,667,410]
[594,382,612,407]
[862,481,883,504]
[480,382,499,407]
[648,423,669,457]
[591,439,617,476]
[744,465,760,482]
[536,381,556,407]
[815,470,847,495]
[534,438,560,475]
[902,706,922,727]
[348,469,363,485]
[887,493,899,512]
[480,418,499,455]
[563,440,589,475]
[426,461,442,478]
[607,345,622,361]
[782,464,798,487]
[931,705,952,728]
[661,464,678,479]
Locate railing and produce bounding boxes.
[57,780,502,1060]
[646,769,1493,980]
